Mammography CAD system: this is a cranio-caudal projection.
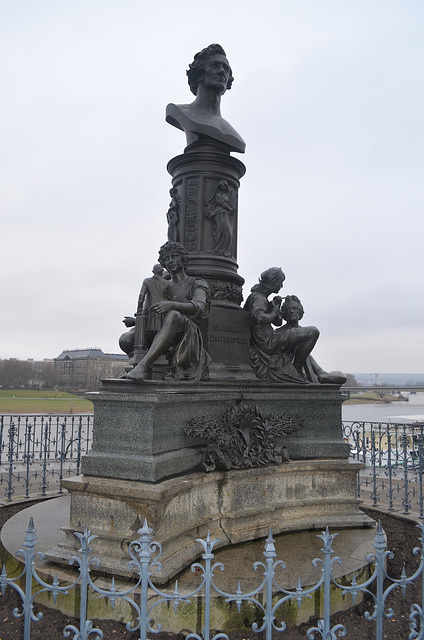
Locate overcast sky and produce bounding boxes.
[1,0,423,374]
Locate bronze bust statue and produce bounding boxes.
[166,44,246,154]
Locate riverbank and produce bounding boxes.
[343,391,409,405]
[0,388,411,413]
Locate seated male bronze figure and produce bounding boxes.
[125,242,211,382]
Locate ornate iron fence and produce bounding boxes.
[343,420,424,518]
[2,415,424,515]
[1,517,424,640]
[0,414,92,501]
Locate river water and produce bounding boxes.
[342,391,424,423]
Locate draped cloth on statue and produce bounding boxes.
[244,290,305,384]
[166,276,211,380]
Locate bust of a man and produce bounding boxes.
[166,44,246,154]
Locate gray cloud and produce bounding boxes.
[1,1,423,373]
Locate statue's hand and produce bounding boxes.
[150,301,174,314]
[270,305,282,321]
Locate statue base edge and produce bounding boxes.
[52,461,372,584]
[83,385,349,483]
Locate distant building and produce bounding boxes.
[54,348,127,390]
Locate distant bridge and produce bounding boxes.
[343,386,424,393]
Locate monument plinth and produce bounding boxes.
[81,383,349,483]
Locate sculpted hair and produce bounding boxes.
[251,267,285,293]
[260,267,285,287]
[158,241,189,269]
[281,295,304,321]
[187,44,234,95]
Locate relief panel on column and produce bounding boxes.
[166,183,182,244]
[184,176,200,251]
[203,177,238,258]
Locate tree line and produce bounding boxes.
[0,358,59,389]
[0,357,359,391]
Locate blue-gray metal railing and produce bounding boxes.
[0,414,92,500]
[343,419,424,517]
[2,415,424,514]
[1,517,424,640]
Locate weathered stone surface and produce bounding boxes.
[59,460,372,584]
[82,385,349,483]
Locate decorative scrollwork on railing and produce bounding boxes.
[342,419,424,516]
[3,516,424,640]
[0,414,92,501]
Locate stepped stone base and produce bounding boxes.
[48,382,363,584]
[52,460,372,584]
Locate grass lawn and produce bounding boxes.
[343,391,408,404]
[0,389,93,414]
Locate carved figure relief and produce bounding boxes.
[205,180,235,256]
[166,187,181,243]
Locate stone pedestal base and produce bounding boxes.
[83,384,349,483]
[56,460,372,584]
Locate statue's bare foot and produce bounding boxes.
[126,363,150,382]
[317,372,347,385]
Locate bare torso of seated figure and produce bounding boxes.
[166,102,246,153]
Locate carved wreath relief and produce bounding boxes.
[207,278,243,305]
[185,404,304,471]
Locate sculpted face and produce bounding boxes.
[162,250,184,275]
[200,54,231,94]
[285,303,302,324]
